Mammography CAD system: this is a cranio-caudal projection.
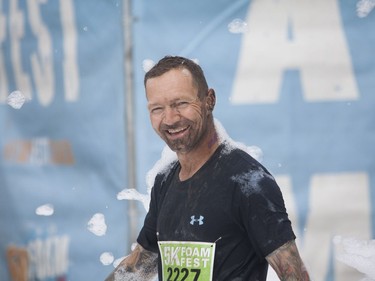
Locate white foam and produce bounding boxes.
[35,204,54,216]
[334,235,375,279]
[214,118,263,162]
[142,59,155,73]
[87,213,107,236]
[7,90,30,109]
[100,252,114,266]
[356,0,375,17]
[118,119,263,212]
[117,188,151,212]
[228,18,248,34]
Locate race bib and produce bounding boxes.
[158,241,216,281]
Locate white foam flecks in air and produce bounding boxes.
[117,147,177,212]
[145,145,177,193]
[35,204,54,216]
[142,59,155,72]
[101,253,129,268]
[357,0,375,17]
[118,119,263,212]
[117,188,151,211]
[228,18,248,34]
[117,147,176,212]
[333,236,375,280]
[87,213,107,236]
[100,252,114,266]
[7,90,30,109]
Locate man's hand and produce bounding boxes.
[105,243,158,281]
[266,240,310,281]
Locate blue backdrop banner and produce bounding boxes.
[132,1,375,281]
[0,0,374,281]
[1,1,128,280]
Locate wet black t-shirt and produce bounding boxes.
[137,143,295,281]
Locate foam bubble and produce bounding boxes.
[87,213,107,236]
[356,0,375,17]
[7,91,30,109]
[35,204,54,216]
[228,18,248,34]
[100,252,114,266]
[142,59,155,72]
[117,188,150,211]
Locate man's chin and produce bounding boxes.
[166,142,188,154]
[167,145,183,153]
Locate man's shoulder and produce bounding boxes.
[220,142,260,166]
[154,160,179,186]
[218,143,275,181]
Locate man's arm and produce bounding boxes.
[105,243,158,281]
[266,240,310,281]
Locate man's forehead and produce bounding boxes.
[146,68,195,89]
[180,68,192,76]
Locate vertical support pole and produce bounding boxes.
[123,0,138,250]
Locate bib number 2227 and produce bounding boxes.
[166,267,201,281]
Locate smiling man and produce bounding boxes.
[105,56,310,281]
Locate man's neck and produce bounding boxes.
[177,128,219,181]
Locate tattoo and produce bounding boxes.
[266,240,310,281]
[105,244,158,281]
[207,131,218,149]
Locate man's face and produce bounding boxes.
[146,68,209,153]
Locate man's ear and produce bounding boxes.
[206,88,216,111]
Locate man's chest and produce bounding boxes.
[156,181,242,242]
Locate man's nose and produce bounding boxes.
[163,106,180,125]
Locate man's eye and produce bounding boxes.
[175,101,189,108]
[150,107,163,114]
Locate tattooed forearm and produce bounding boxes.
[266,240,310,281]
[105,244,158,281]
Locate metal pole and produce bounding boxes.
[123,0,138,250]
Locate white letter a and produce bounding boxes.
[231,0,359,104]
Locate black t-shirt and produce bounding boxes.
[137,143,295,281]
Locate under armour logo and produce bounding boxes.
[190,215,204,225]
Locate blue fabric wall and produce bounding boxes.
[0,0,374,280]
